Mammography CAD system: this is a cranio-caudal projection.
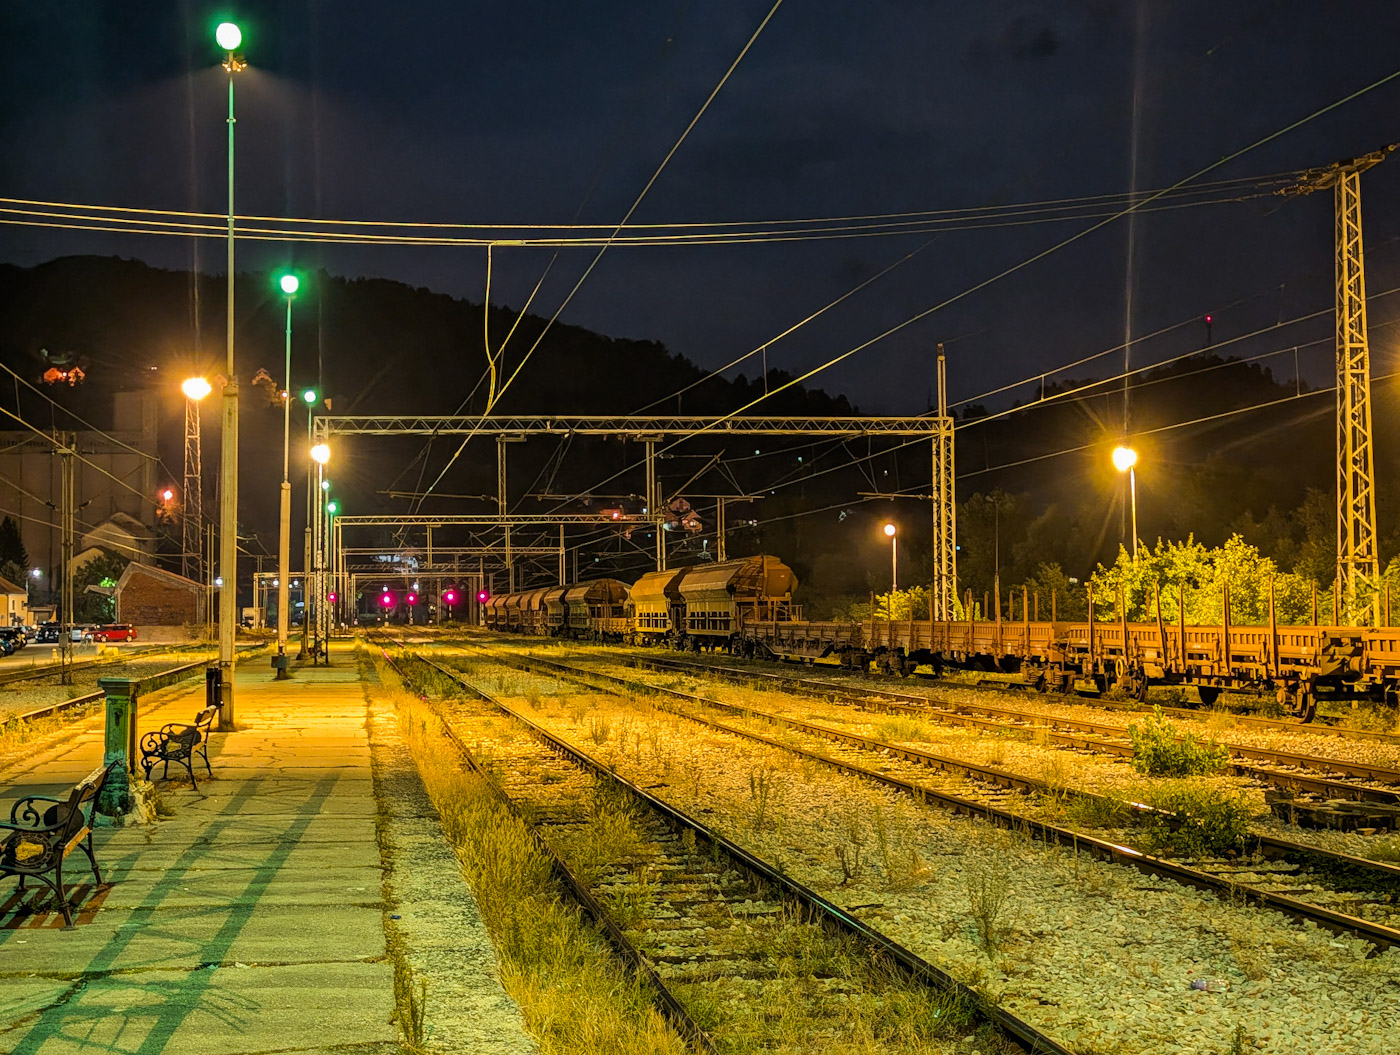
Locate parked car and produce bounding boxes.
[35,622,60,644]
[0,635,12,656]
[69,625,97,643]
[93,623,137,643]
[0,627,25,651]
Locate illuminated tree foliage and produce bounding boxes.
[1090,534,1314,625]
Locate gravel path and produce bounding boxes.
[449,654,1400,1055]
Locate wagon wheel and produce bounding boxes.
[1032,673,1048,693]
[1196,686,1222,707]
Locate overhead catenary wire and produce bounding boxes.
[0,168,1295,236]
[540,62,1400,519]
[410,0,789,514]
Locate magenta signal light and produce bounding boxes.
[406,592,418,606]
[443,589,458,604]
[380,592,394,607]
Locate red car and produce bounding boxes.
[94,623,138,642]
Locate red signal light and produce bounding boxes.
[406,592,418,606]
[328,592,337,603]
[443,589,458,604]
[380,592,395,607]
[476,589,489,603]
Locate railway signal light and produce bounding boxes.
[443,588,458,605]
[406,592,418,606]
[476,588,490,604]
[328,592,337,603]
[380,591,395,607]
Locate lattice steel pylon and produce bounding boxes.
[1285,146,1394,625]
[183,396,204,583]
[932,345,957,621]
[1335,163,1380,624]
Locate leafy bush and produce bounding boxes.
[1127,706,1229,776]
[1140,779,1253,857]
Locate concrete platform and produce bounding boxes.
[0,641,535,1054]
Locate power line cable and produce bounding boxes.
[411,0,788,511]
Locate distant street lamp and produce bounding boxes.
[181,376,212,583]
[310,443,330,663]
[883,522,898,593]
[216,19,247,727]
[297,388,318,660]
[1112,445,1139,560]
[275,272,300,677]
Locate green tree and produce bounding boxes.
[72,551,128,623]
[0,516,28,586]
[1090,534,1313,625]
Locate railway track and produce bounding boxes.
[383,644,1071,1055]
[0,644,266,731]
[454,641,1400,952]
[608,650,1400,809]
[0,643,206,689]
[971,676,1400,744]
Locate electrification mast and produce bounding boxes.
[1286,145,1394,624]
[183,396,204,582]
[932,344,957,621]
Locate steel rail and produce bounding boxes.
[0,643,201,688]
[0,645,269,730]
[993,681,1400,745]
[626,653,1400,804]
[376,647,718,1055]
[464,644,1400,953]
[403,644,1078,1055]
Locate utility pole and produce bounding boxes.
[58,432,75,685]
[932,344,957,621]
[1284,145,1394,624]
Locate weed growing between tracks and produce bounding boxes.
[1139,780,1253,857]
[1128,707,1230,777]
[378,662,688,1055]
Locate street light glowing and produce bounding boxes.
[883,523,897,538]
[279,273,300,295]
[162,488,175,502]
[182,377,213,401]
[310,443,330,465]
[215,22,242,51]
[1112,446,1138,473]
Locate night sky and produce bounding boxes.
[6,2,1400,416]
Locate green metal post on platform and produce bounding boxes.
[97,676,137,816]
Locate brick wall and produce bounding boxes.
[117,571,201,626]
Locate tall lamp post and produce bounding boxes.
[310,443,330,663]
[216,20,245,726]
[883,522,898,593]
[1112,445,1139,560]
[298,388,318,659]
[275,273,299,676]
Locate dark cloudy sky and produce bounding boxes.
[5,1,1400,415]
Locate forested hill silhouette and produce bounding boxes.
[0,255,855,421]
[2,254,1390,611]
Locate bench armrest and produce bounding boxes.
[0,817,62,836]
[9,796,63,825]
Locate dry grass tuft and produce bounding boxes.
[391,686,688,1055]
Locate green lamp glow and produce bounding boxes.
[302,389,318,405]
[279,273,300,295]
[215,22,242,51]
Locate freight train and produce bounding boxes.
[481,554,1400,721]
